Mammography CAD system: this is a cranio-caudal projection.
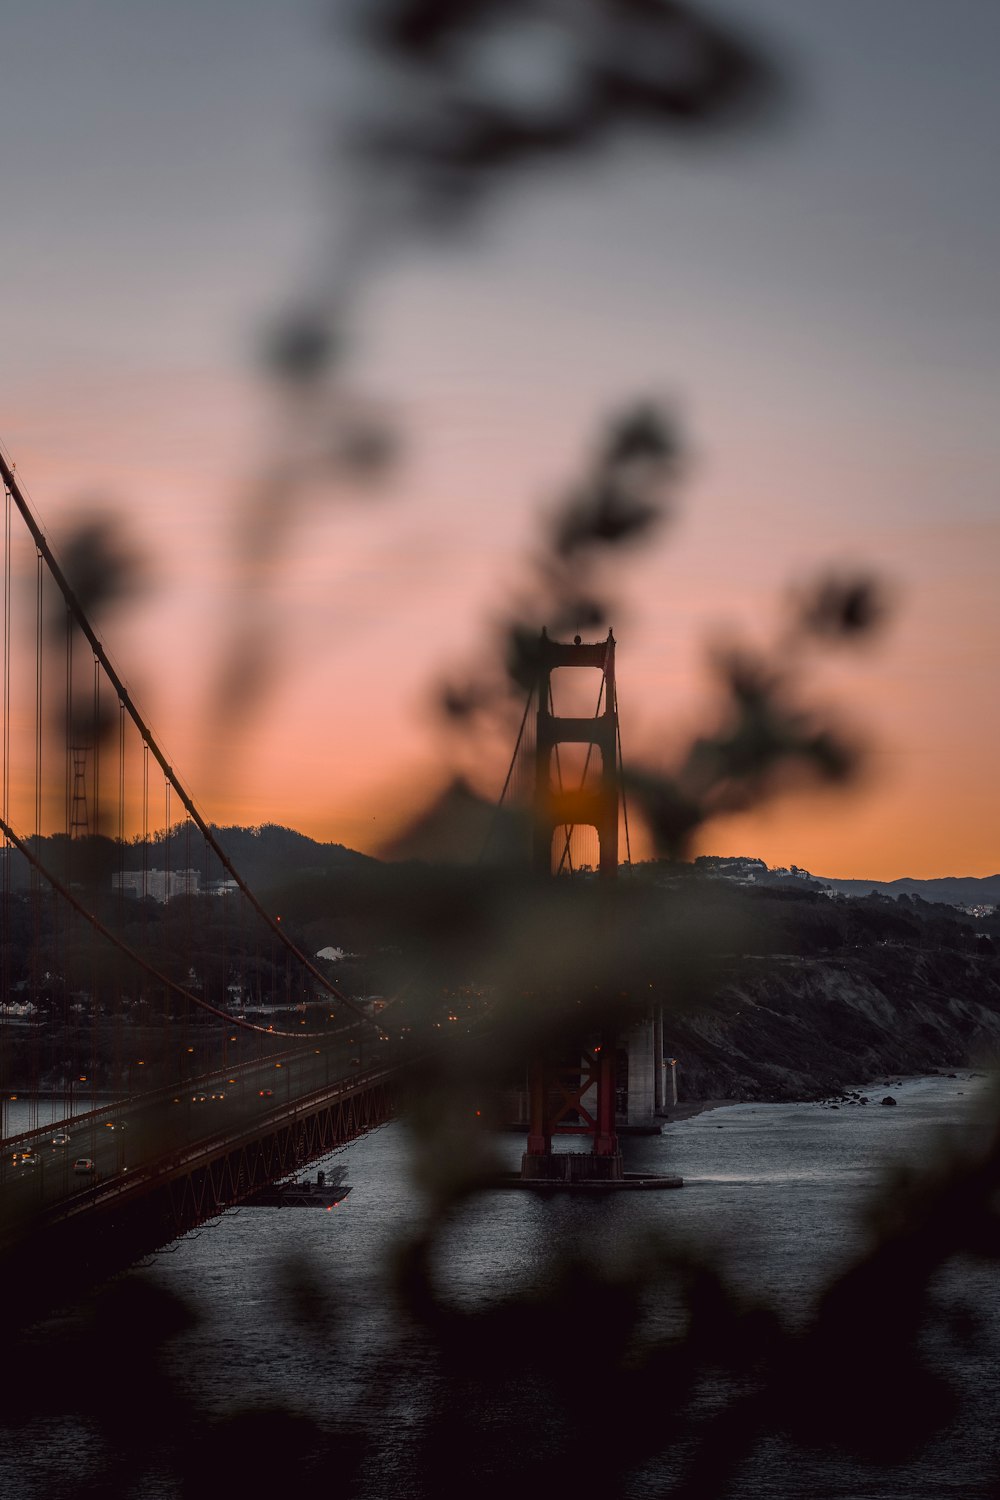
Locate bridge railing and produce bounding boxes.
[42,1058,406,1224]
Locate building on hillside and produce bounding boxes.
[112,868,200,903]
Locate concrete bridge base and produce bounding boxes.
[521,1149,624,1183]
[619,1013,656,1127]
[505,1007,674,1133]
[495,1168,683,1193]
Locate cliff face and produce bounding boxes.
[668,947,1000,1101]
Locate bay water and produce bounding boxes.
[6,1073,999,1497]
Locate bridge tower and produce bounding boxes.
[522,628,625,1183]
[69,743,90,839]
[531,629,619,878]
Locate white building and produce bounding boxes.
[112,868,201,903]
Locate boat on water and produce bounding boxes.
[247,1166,351,1209]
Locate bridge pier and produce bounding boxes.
[521,1150,623,1183]
[619,1012,658,1128]
[654,1006,665,1112]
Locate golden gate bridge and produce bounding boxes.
[0,443,676,1300]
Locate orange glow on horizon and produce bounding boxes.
[3,3,1000,894]
[3,372,997,886]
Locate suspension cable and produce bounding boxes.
[615,683,632,869]
[2,483,10,844]
[477,683,535,864]
[35,550,43,838]
[0,446,378,1033]
[0,810,333,1040]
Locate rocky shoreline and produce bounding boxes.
[662,1069,989,1124]
[664,947,1000,1105]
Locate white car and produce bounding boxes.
[51,1132,71,1147]
[72,1158,96,1175]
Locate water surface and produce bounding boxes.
[5,1074,997,1498]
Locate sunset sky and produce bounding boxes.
[1,1,997,879]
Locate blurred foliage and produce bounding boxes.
[4,1070,1000,1498]
[4,3,998,1498]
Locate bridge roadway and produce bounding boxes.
[0,1023,404,1256]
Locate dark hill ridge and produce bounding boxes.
[9,826,992,908]
[0,823,378,897]
[1,823,998,1105]
[206,824,377,893]
[673,855,999,908]
[816,873,1000,906]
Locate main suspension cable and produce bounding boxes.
[0,810,334,1040]
[0,446,377,1033]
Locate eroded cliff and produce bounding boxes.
[669,946,1000,1101]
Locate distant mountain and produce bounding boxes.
[196,824,379,894]
[1,823,379,898]
[815,874,1000,907]
[6,823,996,912]
[671,856,1000,909]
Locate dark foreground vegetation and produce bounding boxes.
[3,2,998,1493]
[4,847,1000,1500]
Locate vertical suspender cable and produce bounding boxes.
[91,654,108,1089]
[117,699,126,1087]
[2,484,10,852]
[64,607,72,842]
[58,608,73,1133]
[141,739,149,1042]
[33,552,43,1114]
[1,485,9,1131]
[117,702,125,892]
[614,685,632,870]
[2,446,367,1028]
[92,656,100,835]
[35,553,42,839]
[477,684,534,865]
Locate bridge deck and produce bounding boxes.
[0,1047,404,1308]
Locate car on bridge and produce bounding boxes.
[12,1151,40,1169]
[51,1131,71,1147]
[72,1158,96,1175]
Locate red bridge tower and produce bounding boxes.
[522,629,625,1184]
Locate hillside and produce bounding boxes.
[2,823,378,897]
[816,873,1000,906]
[3,827,999,1107]
[616,876,1000,1100]
[681,855,1000,908]
[204,824,378,893]
[669,946,1000,1102]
